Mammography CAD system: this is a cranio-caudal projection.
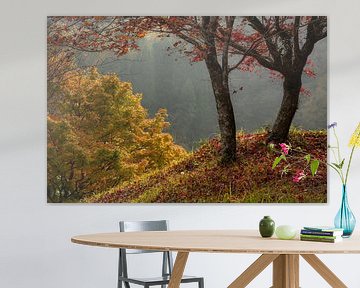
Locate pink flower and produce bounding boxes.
[293,170,306,183]
[279,143,290,155]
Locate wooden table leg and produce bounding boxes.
[228,254,279,288]
[288,255,299,288]
[272,254,299,288]
[301,254,347,288]
[168,252,189,288]
[229,253,348,288]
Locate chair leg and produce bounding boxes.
[198,278,204,288]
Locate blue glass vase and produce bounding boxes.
[334,185,356,237]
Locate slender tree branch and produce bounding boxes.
[293,16,301,58]
[221,17,235,77]
[246,16,282,67]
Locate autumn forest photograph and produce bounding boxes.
[47,16,327,203]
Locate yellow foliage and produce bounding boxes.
[48,67,187,202]
[349,122,360,148]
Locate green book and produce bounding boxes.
[300,236,342,243]
[300,234,339,240]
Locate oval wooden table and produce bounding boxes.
[72,230,360,288]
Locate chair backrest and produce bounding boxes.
[119,220,169,254]
[118,220,173,282]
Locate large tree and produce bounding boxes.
[226,16,327,142]
[48,16,326,161]
[48,16,248,163]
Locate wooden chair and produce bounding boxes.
[118,220,204,288]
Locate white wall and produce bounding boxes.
[1,0,360,287]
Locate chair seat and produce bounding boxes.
[119,275,202,286]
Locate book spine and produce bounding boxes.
[300,237,337,243]
[301,230,336,236]
[300,234,337,240]
[300,233,341,239]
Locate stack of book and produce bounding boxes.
[300,226,344,243]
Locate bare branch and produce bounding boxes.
[246,17,282,67]
[227,38,279,71]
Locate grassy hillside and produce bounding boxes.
[84,129,327,203]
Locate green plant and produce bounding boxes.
[272,122,360,184]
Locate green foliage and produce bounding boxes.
[332,159,344,169]
[310,160,320,176]
[272,154,286,169]
[48,67,187,202]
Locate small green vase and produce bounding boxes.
[259,216,275,238]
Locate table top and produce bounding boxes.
[71,230,360,254]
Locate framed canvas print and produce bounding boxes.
[47,16,327,203]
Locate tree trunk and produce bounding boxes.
[204,58,237,163]
[268,74,302,143]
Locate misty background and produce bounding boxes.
[80,36,327,150]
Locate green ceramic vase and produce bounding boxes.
[259,216,275,238]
